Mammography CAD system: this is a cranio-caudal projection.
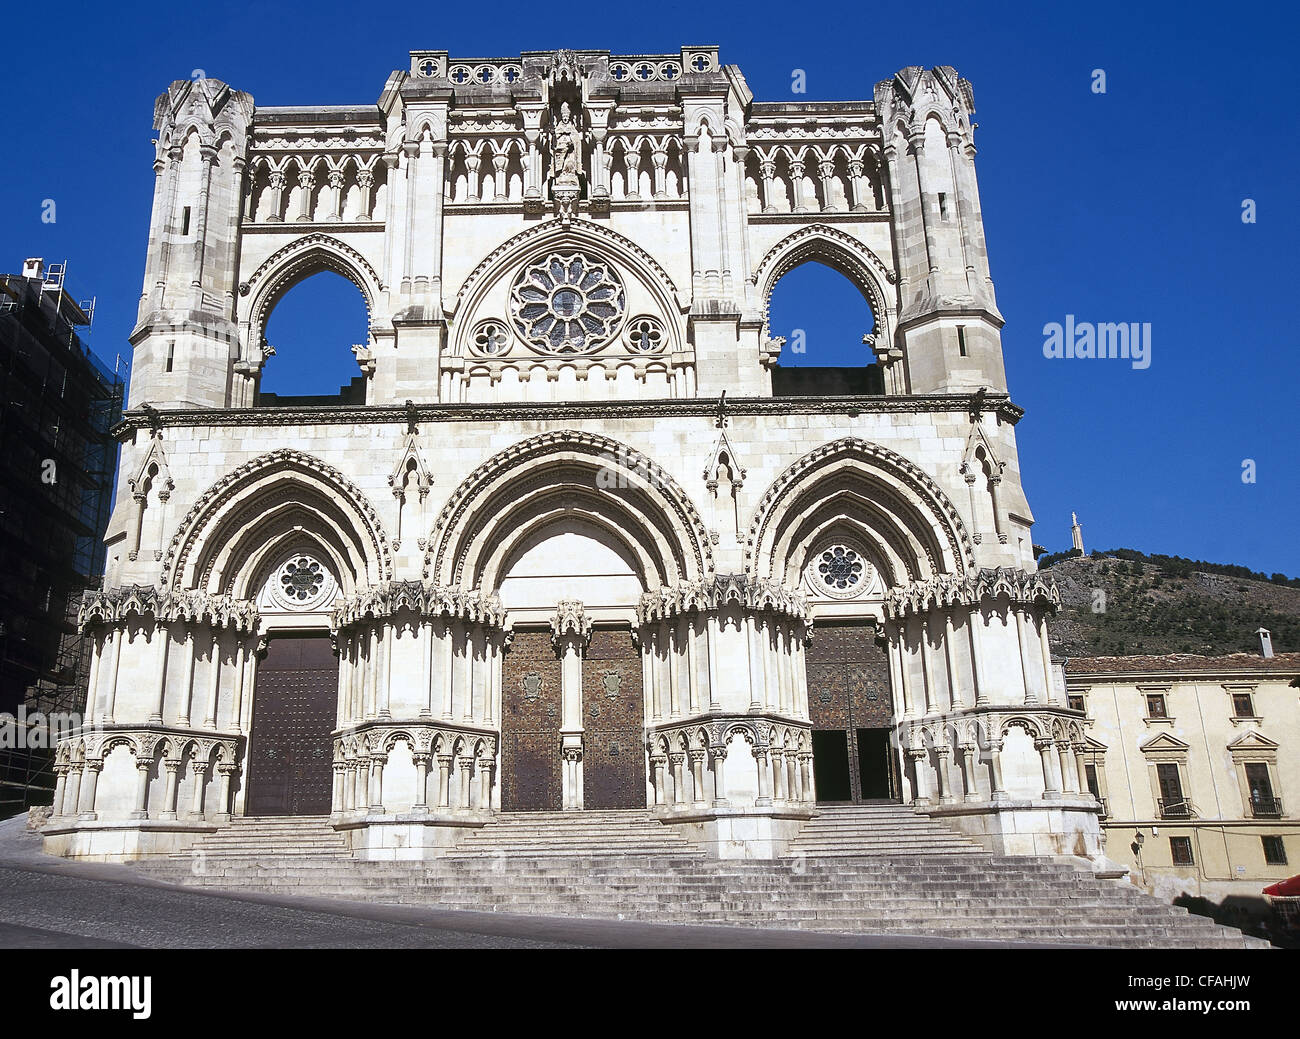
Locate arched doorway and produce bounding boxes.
[805,619,898,803]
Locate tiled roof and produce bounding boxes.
[1066,652,1300,677]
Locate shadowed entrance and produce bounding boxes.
[246,634,338,815]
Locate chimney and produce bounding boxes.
[1257,627,1274,659]
[22,257,44,280]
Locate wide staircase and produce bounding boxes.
[133,807,1269,947]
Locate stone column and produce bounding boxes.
[326,168,345,220]
[669,752,686,806]
[458,756,473,810]
[178,628,196,726]
[101,627,122,724]
[420,621,435,718]
[436,755,453,810]
[753,745,772,806]
[379,625,393,719]
[462,625,476,722]
[789,159,808,212]
[918,617,937,715]
[149,623,170,723]
[343,760,356,813]
[77,760,101,819]
[1015,608,1038,704]
[710,746,728,806]
[1036,738,1061,799]
[907,748,930,805]
[934,745,954,804]
[959,743,980,801]
[1058,741,1079,794]
[295,169,315,221]
[847,157,868,211]
[413,754,430,811]
[758,158,776,212]
[1038,614,1057,704]
[1074,744,1092,799]
[214,764,236,822]
[689,749,708,807]
[769,749,786,803]
[329,761,345,816]
[52,765,69,818]
[64,766,82,820]
[203,634,221,727]
[667,621,681,718]
[705,613,721,710]
[988,738,1008,801]
[817,158,837,211]
[650,754,667,806]
[191,760,209,817]
[942,611,963,708]
[368,754,386,812]
[131,759,152,819]
[477,756,493,811]
[356,169,375,220]
[798,752,813,804]
[441,621,455,720]
[160,759,181,820]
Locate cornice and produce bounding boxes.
[112,393,1025,439]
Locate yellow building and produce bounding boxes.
[1066,649,1300,935]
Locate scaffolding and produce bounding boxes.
[0,262,122,819]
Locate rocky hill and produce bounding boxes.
[1041,552,1300,660]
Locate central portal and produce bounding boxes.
[245,634,338,816]
[805,620,898,803]
[580,627,646,809]
[501,629,564,811]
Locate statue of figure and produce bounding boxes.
[551,101,582,180]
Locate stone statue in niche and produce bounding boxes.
[551,101,583,181]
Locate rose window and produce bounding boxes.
[509,253,625,354]
[817,546,864,591]
[280,556,324,602]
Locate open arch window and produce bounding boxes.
[766,259,884,396]
[256,270,370,405]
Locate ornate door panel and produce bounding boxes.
[581,627,646,810]
[246,635,338,816]
[501,630,563,812]
[805,620,895,803]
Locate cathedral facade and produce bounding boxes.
[43,47,1100,864]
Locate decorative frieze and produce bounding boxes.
[78,587,259,633]
[636,575,810,624]
[883,567,1060,620]
[331,582,505,631]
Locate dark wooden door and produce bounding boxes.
[805,620,896,803]
[581,627,646,809]
[501,629,563,812]
[246,635,338,816]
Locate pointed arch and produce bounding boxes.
[238,233,385,361]
[161,449,392,596]
[422,430,712,589]
[746,436,975,587]
[751,223,897,348]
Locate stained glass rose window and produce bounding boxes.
[509,252,625,354]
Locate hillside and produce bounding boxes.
[1041,552,1300,659]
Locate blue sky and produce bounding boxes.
[1,0,1295,575]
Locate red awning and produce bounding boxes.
[1264,874,1300,897]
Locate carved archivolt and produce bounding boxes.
[422,429,712,586]
[161,448,393,591]
[746,436,975,581]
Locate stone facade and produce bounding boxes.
[1066,653,1300,915]
[41,48,1099,863]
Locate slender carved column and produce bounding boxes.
[214,763,236,822]
[959,743,980,801]
[1015,608,1039,705]
[1058,741,1079,794]
[710,746,728,806]
[101,628,122,724]
[296,169,315,221]
[770,749,786,802]
[988,737,1008,801]
[758,159,775,212]
[190,759,209,817]
[131,759,152,819]
[1036,738,1061,799]
[934,745,954,804]
[942,611,963,709]
[457,756,473,810]
[669,752,686,806]
[64,766,82,819]
[413,754,430,811]
[799,752,813,803]
[969,609,988,706]
[753,745,772,806]
[369,753,387,812]
[331,762,345,815]
[705,613,721,710]
[686,615,700,714]
[202,634,221,727]
[689,749,707,807]
[77,760,101,818]
[650,754,667,806]
[356,169,374,220]
[462,625,475,722]
[343,759,356,812]
[907,748,930,805]
[477,756,493,811]
[441,621,455,720]
[667,621,681,718]
[178,628,196,725]
[159,759,181,819]
[148,623,170,723]
[918,616,937,715]
[52,765,69,818]
[437,754,453,809]
[420,621,435,718]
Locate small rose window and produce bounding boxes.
[280,556,324,602]
[817,546,864,591]
[471,319,510,356]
